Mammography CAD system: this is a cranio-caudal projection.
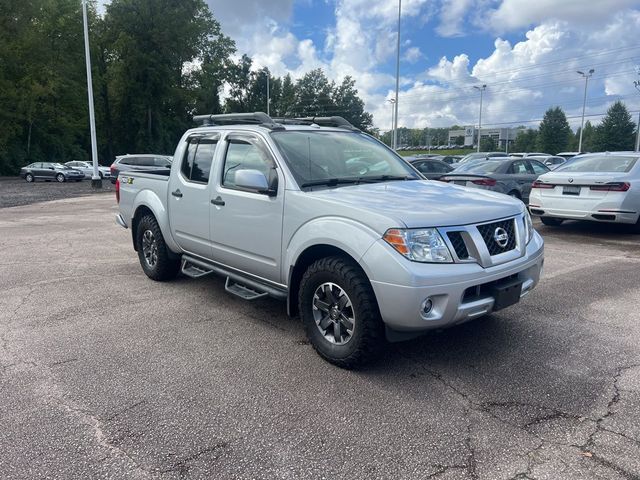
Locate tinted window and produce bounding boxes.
[462,161,504,174]
[137,157,156,167]
[528,160,549,174]
[509,160,528,174]
[556,155,638,173]
[181,142,198,179]
[431,161,451,173]
[413,161,433,173]
[223,138,273,188]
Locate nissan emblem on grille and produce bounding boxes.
[493,227,509,248]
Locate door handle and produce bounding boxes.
[171,189,183,198]
[211,196,225,206]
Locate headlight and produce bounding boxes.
[524,210,533,244]
[383,228,453,263]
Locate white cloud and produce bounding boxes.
[403,47,423,63]
[436,0,474,37]
[487,0,640,32]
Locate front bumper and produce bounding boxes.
[366,232,544,333]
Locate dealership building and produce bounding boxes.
[448,126,521,148]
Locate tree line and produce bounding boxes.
[0,0,372,175]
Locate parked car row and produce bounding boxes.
[19,154,172,183]
[403,150,639,232]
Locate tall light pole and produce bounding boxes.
[82,0,101,188]
[387,98,396,148]
[392,0,401,150]
[265,68,270,116]
[634,72,640,152]
[474,85,486,152]
[577,69,594,153]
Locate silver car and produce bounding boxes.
[65,161,111,179]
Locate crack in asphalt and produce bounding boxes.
[403,353,640,479]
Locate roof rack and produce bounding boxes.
[272,116,359,131]
[193,112,284,130]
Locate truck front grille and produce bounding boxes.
[447,231,469,259]
[476,219,517,256]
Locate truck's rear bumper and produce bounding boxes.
[369,234,544,333]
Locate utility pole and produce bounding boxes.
[577,69,594,153]
[265,69,270,116]
[387,98,396,148]
[82,0,101,188]
[392,0,401,150]
[474,85,486,153]
[634,69,640,152]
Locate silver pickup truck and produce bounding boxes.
[116,113,544,368]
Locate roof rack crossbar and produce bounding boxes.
[272,116,359,131]
[193,112,284,130]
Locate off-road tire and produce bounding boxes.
[540,217,563,227]
[299,256,384,369]
[135,214,180,281]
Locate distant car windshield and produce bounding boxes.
[459,161,505,174]
[556,155,638,173]
[271,131,419,187]
[52,163,67,169]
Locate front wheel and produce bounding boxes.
[25,173,34,183]
[298,256,383,369]
[135,214,181,281]
[541,217,564,226]
[56,173,65,183]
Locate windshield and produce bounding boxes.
[271,131,419,187]
[459,161,505,174]
[556,155,638,173]
[52,163,67,169]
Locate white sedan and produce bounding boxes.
[529,152,640,231]
[65,161,111,179]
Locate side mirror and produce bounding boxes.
[234,169,276,196]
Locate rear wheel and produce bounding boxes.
[298,256,383,369]
[25,173,34,183]
[56,173,65,183]
[541,217,564,226]
[135,214,180,281]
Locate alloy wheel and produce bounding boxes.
[312,282,355,345]
[142,230,158,268]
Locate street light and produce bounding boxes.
[387,98,396,148]
[392,0,401,150]
[634,72,640,152]
[473,85,486,153]
[577,69,594,153]
[265,68,270,116]
[82,0,101,188]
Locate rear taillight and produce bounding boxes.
[532,180,554,189]
[115,178,120,203]
[589,182,630,192]
[471,178,497,186]
[110,165,116,173]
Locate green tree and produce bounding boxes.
[480,136,496,151]
[514,129,538,152]
[332,76,373,131]
[593,101,636,151]
[293,69,335,117]
[537,107,570,154]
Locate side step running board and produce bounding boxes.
[181,259,212,278]
[180,254,287,301]
[225,278,268,300]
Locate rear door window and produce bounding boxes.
[528,160,549,174]
[180,136,219,184]
[509,160,528,174]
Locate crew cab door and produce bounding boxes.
[168,133,220,258]
[209,132,284,283]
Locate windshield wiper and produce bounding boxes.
[300,178,362,188]
[357,175,412,183]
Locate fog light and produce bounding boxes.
[422,298,433,315]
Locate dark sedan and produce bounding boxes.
[20,162,85,183]
[109,154,172,184]
[406,157,453,180]
[439,158,550,203]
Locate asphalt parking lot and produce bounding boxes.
[1,190,639,479]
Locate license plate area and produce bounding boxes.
[490,277,523,311]
[562,185,581,195]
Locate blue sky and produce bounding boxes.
[192,1,640,130]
